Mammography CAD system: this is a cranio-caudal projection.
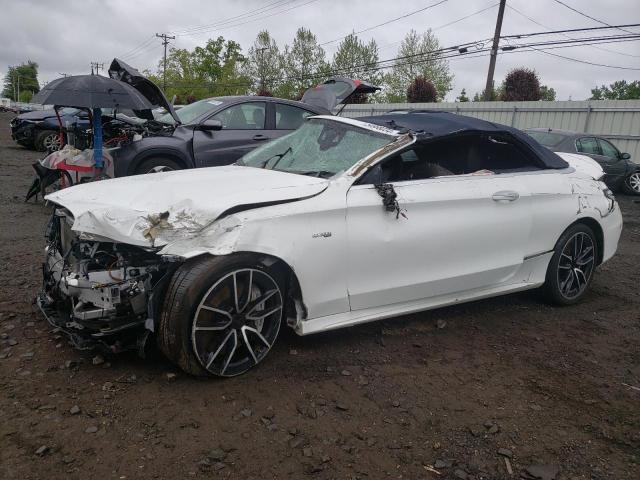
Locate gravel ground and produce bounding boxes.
[1,111,639,480]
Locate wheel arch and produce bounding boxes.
[182,251,307,328]
[127,148,193,175]
[569,216,605,266]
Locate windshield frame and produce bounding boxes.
[156,97,230,125]
[238,115,401,179]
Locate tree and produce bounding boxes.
[2,61,40,101]
[456,88,470,102]
[243,31,284,94]
[590,80,640,100]
[146,37,247,102]
[384,29,453,102]
[501,68,541,101]
[406,76,437,103]
[332,33,383,90]
[279,28,328,99]
[539,85,556,101]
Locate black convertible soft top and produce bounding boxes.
[358,111,569,170]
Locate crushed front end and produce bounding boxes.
[37,207,178,354]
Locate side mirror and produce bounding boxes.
[620,152,631,160]
[197,119,223,131]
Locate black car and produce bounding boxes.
[10,107,145,152]
[526,128,639,195]
[109,76,380,176]
[10,107,87,151]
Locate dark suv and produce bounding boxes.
[107,74,379,176]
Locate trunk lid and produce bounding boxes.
[301,76,380,111]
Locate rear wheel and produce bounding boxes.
[623,172,640,195]
[543,224,597,305]
[157,255,284,377]
[135,157,183,175]
[35,130,62,152]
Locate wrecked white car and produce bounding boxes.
[38,112,623,377]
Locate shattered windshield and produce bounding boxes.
[239,118,395,177]
[157,98,225,125]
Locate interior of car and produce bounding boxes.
[359,133,543,184]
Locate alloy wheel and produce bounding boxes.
[191,268,283,377]
[43,133,62,152]
[627,172,640,193]
[556,232,595,300]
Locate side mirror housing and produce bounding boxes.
[197,119,223,131]
[620,152,631,160]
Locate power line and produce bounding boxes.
[172,0,294,35]
[319,0,450,46]
[501,23,640,39]
[551,0,635,34]
[90,62,104,75]
[175,0,320,38]
[377,2,499,53]
[506,4,640,58]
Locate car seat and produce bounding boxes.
[252,108,265,129]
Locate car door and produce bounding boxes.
[192,101,270,167]
[597,138,628,186]
[274,102,316,136]
[345,151,532,311]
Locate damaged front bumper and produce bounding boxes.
[38,207,179,354]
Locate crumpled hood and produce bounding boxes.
[45,165,328,247]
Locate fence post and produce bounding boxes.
[583,105,593,133]
[510,106,517,127]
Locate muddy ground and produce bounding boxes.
[0,110,638,480]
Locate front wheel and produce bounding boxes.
[135,157,183,175]
[543,224,597,305]
[157,255,285,377]
[623,172,640,195]
[35,130,62,152]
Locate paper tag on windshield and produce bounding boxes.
[207,100,223,106]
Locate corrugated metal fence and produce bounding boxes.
[341,100,640,162]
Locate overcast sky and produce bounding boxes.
[1,0,638,101]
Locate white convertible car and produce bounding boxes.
[39,112,622,377]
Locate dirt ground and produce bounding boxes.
[0,110,638,480]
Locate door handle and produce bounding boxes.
[253,134,268,141]
[492,190,519,202]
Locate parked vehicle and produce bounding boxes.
[10,107,148,152]
[108,77,379,176]
[38,112,622,377]
[526,128,639,195]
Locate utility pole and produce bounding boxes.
[484,0,506,101]
[156,33,176,92]
[91,62,104,75]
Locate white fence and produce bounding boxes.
[341,100,640,162]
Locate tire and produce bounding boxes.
[35,130,62,152]
[135,157,183,175]
[623,172,640,195]
[543,223,598,306]
[157,254,285,377]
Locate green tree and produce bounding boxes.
[456,88,469,102]
[384,29,452,102]
[243,30,285,95]
[332,34,383,90]
[2,61,40,101]
[590,80,640,100]
[539,85,556,101]
[147,37,247,102]
[279,28,328,99]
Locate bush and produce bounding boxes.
[256,88,273,97]
[407,76,437,103]
[501,68,541,101]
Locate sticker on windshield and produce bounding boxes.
[207,100,223,106]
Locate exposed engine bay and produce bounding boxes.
[37,207,177,354]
